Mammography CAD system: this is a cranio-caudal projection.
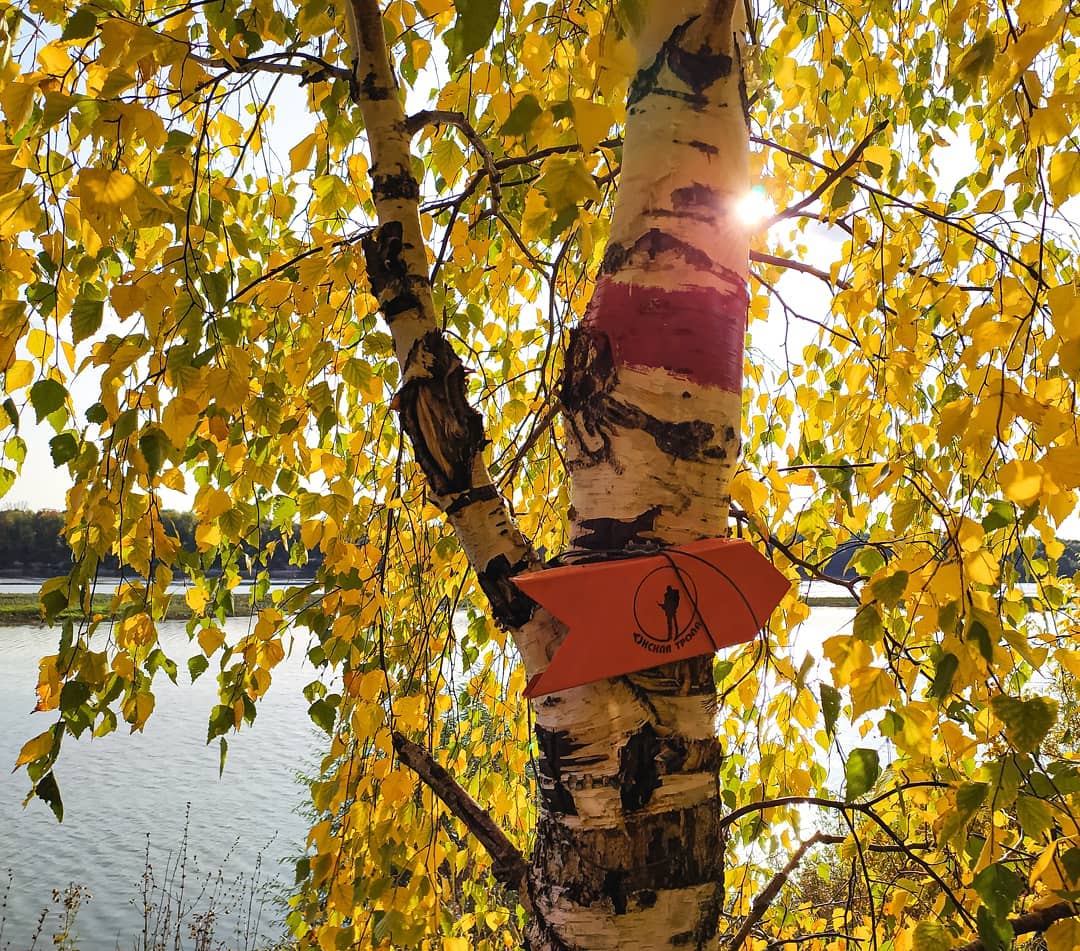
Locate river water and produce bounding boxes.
[0,604,858,950]
[0,619,319,951]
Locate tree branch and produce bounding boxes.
[953,901,1077,951]
[726,832,827,951]
[406,109,502,208]
[391,731,530,900]
[750,250,850,289]
[765,120,888,227]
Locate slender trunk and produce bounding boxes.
[528,3,749,947]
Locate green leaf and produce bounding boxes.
[308,698,336,735]
[820,683,840,737]
[981,499,1014,532]
[912,920,951,951]
[59,680,91,713]
[499,94,542,137]
[138,428,170,479]
[450,0,500,66]
[991,694,1058,752]
[35,771,64,822]
[207,703,235,742]
[61,5,98,40]
[972,862,1024,920]
[952,33,996,83]
[1016,794,1053,838]
[844,747,879,801]
[29,379,67,422]
[2,397,17,429]
[852,603,882,642]
[975,906,1012,951]
[71,297,104,343]
[219,737,228,778]
[929,652,958,701]
[188,654,209,682]
[870,570,908,608]
[49,432,78,466]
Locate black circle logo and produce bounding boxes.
[633,564,699,646]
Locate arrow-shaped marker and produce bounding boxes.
[515,538,790,698]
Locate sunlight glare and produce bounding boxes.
[735,186,775,226]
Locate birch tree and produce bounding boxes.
[5,0,1080,949]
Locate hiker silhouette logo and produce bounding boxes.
[632,564,703,653]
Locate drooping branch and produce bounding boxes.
[392,731,530,899]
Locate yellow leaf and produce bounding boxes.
[963,548,998,586]
[289,133,317,174]
[15,730,54,767]
[198,626,225,656]
[78,168,137,206]
[1031,105,1072,148]
[195,521,221,551]
[4,359,33,392]
[380,768,414,804]
[186,585,209,613]
[443,939,469,951]
[1046,919,1080,951]
[1048,151,1080,207]
[848,665,899,718]
[572,98,614,154]
[998,459,1044,506]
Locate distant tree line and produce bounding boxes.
[2,507,1077,585]
[0,508,321,578]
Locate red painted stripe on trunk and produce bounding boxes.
[587,277,748,391]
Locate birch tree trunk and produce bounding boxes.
[528,2,750,947]
[349,0,749,946]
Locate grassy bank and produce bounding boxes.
[0,591,266,625]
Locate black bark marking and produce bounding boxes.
[530,797,724,907]
[395,331,486,500]
[601,870,628,915]
[534,725,600,817]
[637,889,658,909]
[685,139,719,157]
[478,552,537,629]
[618,722,662,812]
[361,221,413,310]
[608,399,718,460]
[561,325,618,466]
[371,166,421,202]
[667,43,733,93]
[443,482,500,516]
[599,228,716,275]
[572,505,661,550]
[671,182,719,211]
[627,18,733,108]
[357,69,391,101]
[657,735,722,775]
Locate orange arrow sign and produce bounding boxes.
[516,538,790,698]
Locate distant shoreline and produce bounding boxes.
[0,590,859,625]
[0,591,272,625]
